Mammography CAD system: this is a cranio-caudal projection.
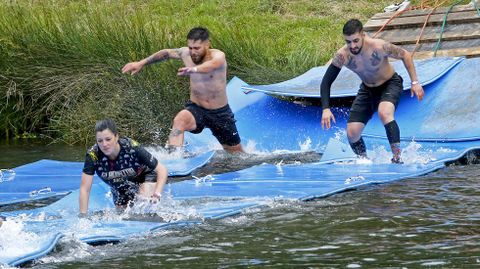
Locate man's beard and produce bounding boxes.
[350,46,362,55]
[349,39,363,55]
[192,53,205,64]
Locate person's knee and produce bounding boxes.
[223,143,244,153]
[172,111,193,131]
[347,126,361,142]
[378,109,393,123]
[378,102,395,123]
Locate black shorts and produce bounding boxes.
[348,73,403,124]
[185,101,241,146]
[112,172,156,206]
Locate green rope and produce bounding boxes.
[475,0,480,17]
[433,0,464,57]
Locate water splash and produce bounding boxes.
[244,139,259,154]
[400,141,437,164]
[337,140,441,165]
[333,128,347,142]
[298,137,312,151]
[0,169,15,183]
[193,175,215,186]
[121,193,203,223]
[38,235,93,263]
[0,219,42,257]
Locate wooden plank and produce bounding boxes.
[412,46,480,59]
[401,39,480,54]
[364,11,480,32]
[371,22,480,45]
[371,4,476,20]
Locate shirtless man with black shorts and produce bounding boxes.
[320,19,424,163]
[122,27,243,153]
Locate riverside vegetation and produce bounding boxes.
[1,0,460,145]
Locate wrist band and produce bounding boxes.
[153,191,162,198]
[411,80,419,85]
[192,67,198,73]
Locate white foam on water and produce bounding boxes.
[399,141,436,164]
[0,219,42,257]
[122,192,203,223]
[329,139,455,166]
[244,138,318,155]
[344,217,374,223]
[337,140,443,165]
[421,260,447,266]
[38,236,93,264]
[287,246,338,252]
[146,142,218,161]
[219,214,251,225]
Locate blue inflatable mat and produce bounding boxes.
[0,231,63,267]
[0,151,215,206]
[0,182,258,266]
[174,137,480,201]
[189,57,480,152]
[363,57,480,141]
[240,57,463,98]
[188,76,351,152]
[0,160,84,206]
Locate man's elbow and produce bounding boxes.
[402,50,414,62]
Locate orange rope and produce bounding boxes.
[372,0,452,39]
[372,7,413,38]
[412,0,449,55]
[371,0,435,38]
[372,0,454,56]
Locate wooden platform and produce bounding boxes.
[365,3,480,59]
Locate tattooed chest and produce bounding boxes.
[346,52,384,74]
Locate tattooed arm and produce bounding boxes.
[122,48,185,75]
[177,49,226,76]
[383,42,424,100]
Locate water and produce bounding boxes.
[1,140,480,268]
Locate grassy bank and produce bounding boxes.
[1,0,453,145]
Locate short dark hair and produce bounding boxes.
[343,19,363,36]
[95,118,118,135]
[187,27,209,41]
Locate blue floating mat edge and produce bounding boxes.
[0,151,216,206]
[240,57,464,98]
[4,233,63,267]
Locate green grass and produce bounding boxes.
[0,0,465,144]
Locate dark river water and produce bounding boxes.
[1,139,480,268]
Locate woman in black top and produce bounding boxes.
[79,119,168,214]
